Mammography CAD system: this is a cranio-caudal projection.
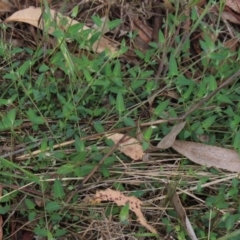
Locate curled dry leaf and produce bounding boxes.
[5,7,118,55]
[172,140,240,172]
[87,188,157,234]
[157,121,186,149]
[106,133,144,160]
[166,184,197,240]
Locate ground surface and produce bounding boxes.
[1,0,240,239]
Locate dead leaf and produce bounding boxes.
[224,38,238,52]
[226,0,240,14]
[172,140,240,172]
[88,188,157,234]
[221,10,240,24]
[5,7,118,55]
[22,231,34,240]
[132,18,152,43]
[106,133,144,160]
[162,90,180,100]
[157,122,186,149]
[163,0,174,11]
[166,184,197,240]
[0,0,13,12]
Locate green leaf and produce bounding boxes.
[225,214,235,231]
[148,42,158,49]
[92,15,102,27]
[7,108,16,124]
[206,75,217,91]
[27,109,45,124]
[176,75,195,86]
[169,53,178,77]
[116,92,125,114]
[54,229,67,237]
[17,59,32,76]
[119,203,129,224]
[71,5,79,18]
[158,30,165,44]
[233,131,240,151]
[143,127,153,140]
[28,211,36,221]
[0,94,18,106]
[25,198,35,210]
[53,179,65,199]
[94,121,105,133]
[0,205,10,214]
[100,166,110,177]
[154,100,169,116]
[0,157,39,183]
[108,19,122,30]
[74,135,84,152]
[39,63,49,72]
[134,49,144,59]
[217,94,233,104]
[74,165,95,177]
[34,227,48,237]
[45,201,61,212]
[140,70,154,78]
[202,116,217,130]
[131,79,146,90]
[123,117,135,127]
[57,164,75,174]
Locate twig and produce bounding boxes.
[152,0,162,43]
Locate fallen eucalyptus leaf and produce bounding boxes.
[157,121,186,149]
[5,7,118,55]
[172,140,240,172]
[106,133,144,160]
[167,184,198,240]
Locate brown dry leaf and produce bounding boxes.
[157,122,186,149]
[172,140,240,172]
[5,7,118,55]
[224,38,238,52]
[162,90,180,100]
[89,188,157,234]
[106,133,144,160]
[196,0,206,7]
[163,0,174,11]
[226,0,240,14]
[222,10,240,24]
[0,0,13,12]
[22,231,34,240]
[132,18,152,43]
[166,184,197,240]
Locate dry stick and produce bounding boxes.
[177,70,240,120]
[152,0,162,43]
[64,134,128,205]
